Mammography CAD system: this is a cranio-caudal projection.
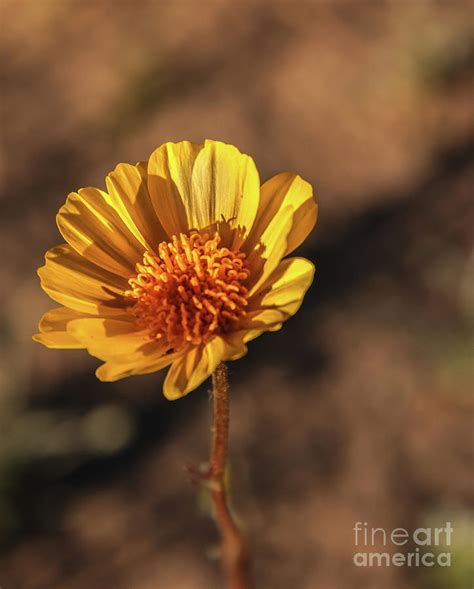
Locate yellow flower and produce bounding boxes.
[34,140,317,399]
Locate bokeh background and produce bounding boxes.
[1,1,473,588]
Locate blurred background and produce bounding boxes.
[1,1,473,588]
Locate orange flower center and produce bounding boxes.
[125,232,250,349]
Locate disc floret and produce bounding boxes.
[126,232,250,349]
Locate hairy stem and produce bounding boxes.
[210,363,252,589]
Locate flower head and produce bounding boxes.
[34,140,317,399]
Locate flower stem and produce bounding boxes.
[210,363,252,589]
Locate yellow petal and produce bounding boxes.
[240,310,285,343]
[191,140,260,248]
[105,162,167,251]
[163,337,228,400]
[241,257,315,342]
[147,140,260,247]
[96,350,179,382]
[147,141,201,237]
[251,173,317,255]
[244,173,317,294]
[57,187,145,277]
[38,244,128,315]
[222,331,249,360]
[67,317,151,361]
[245,204,295,295]
[33,306,86,349]
[68,317,179,381]
[250,257,315,315]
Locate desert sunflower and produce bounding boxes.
[34,140,317,399]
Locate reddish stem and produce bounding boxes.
[210,363,252,589]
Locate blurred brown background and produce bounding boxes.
[0,1,473,588]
